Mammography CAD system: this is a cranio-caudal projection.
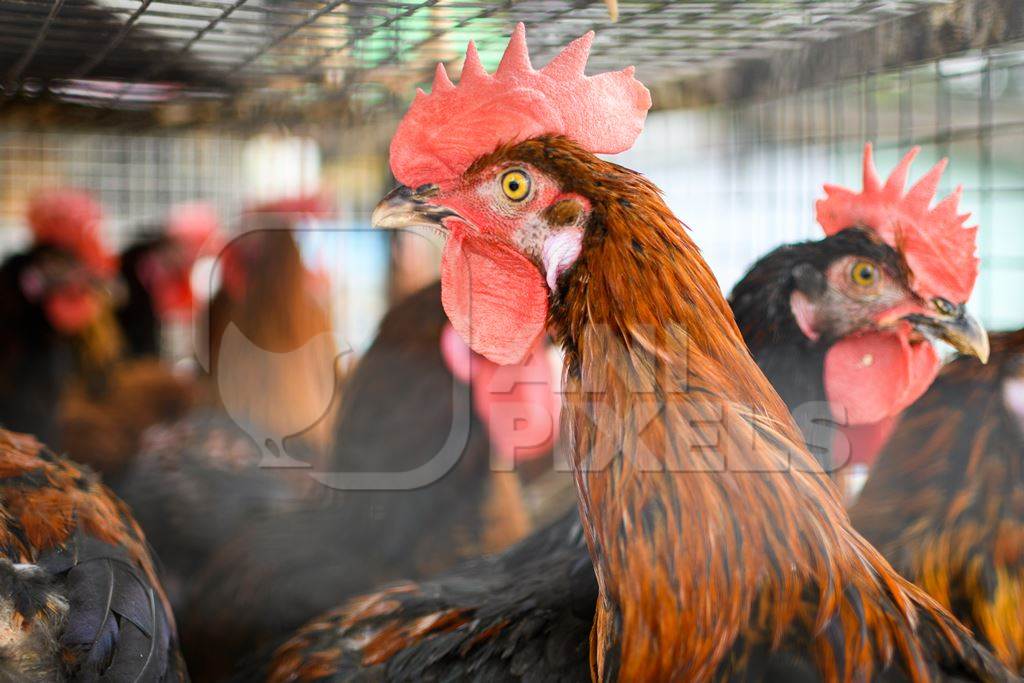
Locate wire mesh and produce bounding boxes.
[1,0,960,124]
[0,129,249,250]
[614,39,1024,331]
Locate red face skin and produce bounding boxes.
[138,244,195,320]
[432,161,591,366]
[789,254,941,429]
[45,286,101,334]
[788,252,950,468]
[20,255,104,335]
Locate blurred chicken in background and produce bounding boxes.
[851,329,1024,672]
[56,201,219,481]
[207,196,341,466]
[177,281,561,681]
[115,195,342,612]
[116,201,221,359]
[0,188,115,447]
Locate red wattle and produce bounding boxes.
[836,415,899,467]
[45,290,99,334]
[440,228,548,366]
[440,325,560,464]
[153,273,195,319]
[824,329,940,425]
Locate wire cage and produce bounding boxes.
[1,0,1022,348]
[617,38,1024,331]
[2,0,1017,126]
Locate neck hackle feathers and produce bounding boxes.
[816,143,978,303]
[389,23,652,189]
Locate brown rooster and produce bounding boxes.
[0,429,185,680]
[260,26,1013,682]
[852,329,1024,672]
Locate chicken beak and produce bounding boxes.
[371,184,459,231]
[906,307,990,364]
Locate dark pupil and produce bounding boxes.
[508,180,520,192]
[859,266,872,280]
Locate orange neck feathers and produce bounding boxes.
[544,139,967,681]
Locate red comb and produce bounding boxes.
[816,143,978,303]
[168,202,222,260]
[390,23,652,189]
[27,188,115,277]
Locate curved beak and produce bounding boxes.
[906,307,990,364]
[371,184,459,231]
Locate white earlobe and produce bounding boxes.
[1003,375,1024,433]
[542,229,583,292]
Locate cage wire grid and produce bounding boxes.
[0,0,987,126]
[0,0,1022,335]
[616,39,1024,330]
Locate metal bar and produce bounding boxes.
[70,0,154,79]
[4,0,66,90]
[651,0,1024,107]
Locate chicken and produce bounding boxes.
[0,189,114,447]
[731,145,987,476]
[178,282,558,681]
[55,203,217,480]
[260,26,1014,681]
[115,211,339,614]
[0,429,185,680]
[115,202,220,359]
[206,209,340,464]
[851,329,1024,672]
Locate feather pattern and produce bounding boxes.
[852,330,1024,673]
[0,429,185,681]
[261,137,1014,682]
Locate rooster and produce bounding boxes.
[261,26,1014,682]
[0,189,115,448]
[0,428,185,680]
[851,329,1024,672]
[177,281,558,681]
[56,203,218,481]
[731,144,988,476]
[115,202,221,359]
[115,206,339,613]
[206,203,340,464]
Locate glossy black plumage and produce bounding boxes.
[115,236,167,360]
[123,283,532,680]
[250,509,591,683]
[0,429,186,681]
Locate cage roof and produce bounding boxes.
[0,0,1018,127]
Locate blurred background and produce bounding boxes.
[2,5,1023,678]
[3,0,1021,362]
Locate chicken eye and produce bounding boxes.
[850,260,877,287]
[500,170,531,202]
[933,297,957,316]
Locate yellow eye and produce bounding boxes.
[500,169,531,202]
[851,260,877,287]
